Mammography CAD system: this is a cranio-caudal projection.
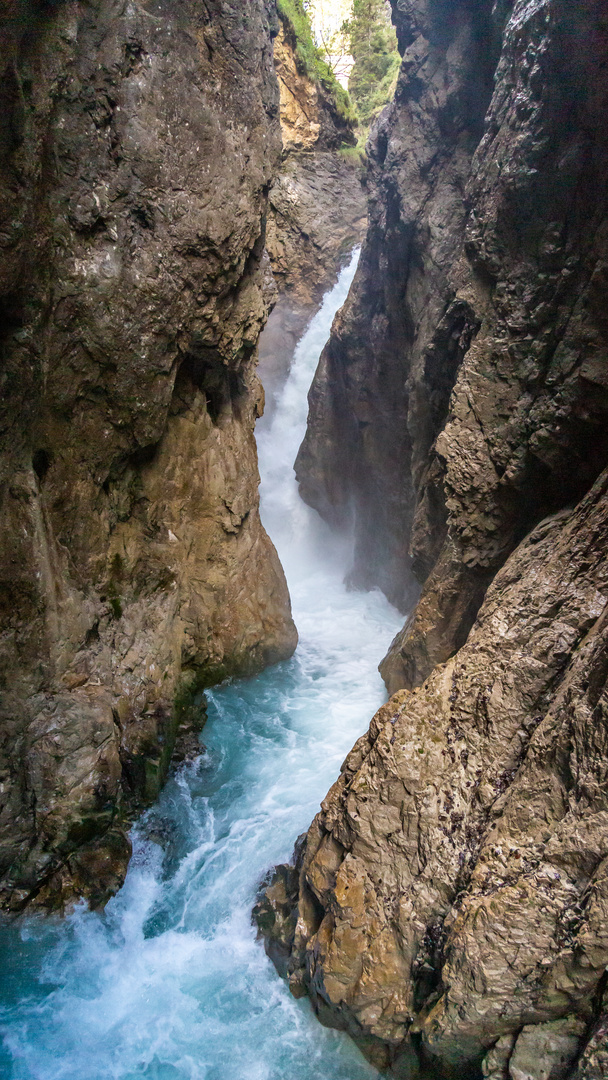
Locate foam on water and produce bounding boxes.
[0,251,404,1080]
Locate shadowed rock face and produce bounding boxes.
[295,0,608,648]
[0,0,297,911]
[262,150,366,411]
[256,1,608,1077]
[260,19,366,413]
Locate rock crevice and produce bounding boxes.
[257,1,608,1076]
[0,0,297,911]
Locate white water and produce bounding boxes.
[0,252,404,1080]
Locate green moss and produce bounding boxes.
[338,129,368,167]
[277,0,356,123]
[107,582,123,620]
[110,552,124,579]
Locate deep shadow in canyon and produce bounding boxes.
[0,0,362,915]
[257,1,608,1078]
[1,1,608,1080]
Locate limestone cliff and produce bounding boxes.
[273,14,351,155]
[260,6,366,406]
[257,475,608,1076]
[256,1,608,1076]
[0,0,297,912]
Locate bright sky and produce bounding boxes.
[309,0,353,87]
[310,0,352,37]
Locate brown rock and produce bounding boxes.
[508,1018,587,1080]
[256,469,608,1076]
[273,14,355,154]
[260,19,365,412]
[0,0,297,910]
[256,3,608,1078]
[262,150,366,411]
[295,0,608,665]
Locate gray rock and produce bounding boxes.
[296,0,608,652]
[257,467,608,1073]
[509,1018,587,1080]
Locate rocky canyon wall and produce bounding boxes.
[0,0,298,912]
[257,1,608,1077]
[260,7,366,405]
[296,0,608,634]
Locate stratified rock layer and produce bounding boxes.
[257,2,608,1077]
[0,0,297,911]
[273,16,353,154]
[261,150,366,408]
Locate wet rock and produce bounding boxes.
[273,19,352,153]
[262,150,366,410]
[0,0,297,910]
[296,0,608,646]
[253,860,301,980]
[257,2,608,1077]
[508,1018,587,1080]
[256,469,608,1075]
[572,1006,608,1079]
[260,19,366,412]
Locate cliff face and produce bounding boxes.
[258,473,608,1076]
[257,1,608,1076]
[273,15,353,154]
[260,10,366,409]
[295,0,608,634]
[0,0,297,911]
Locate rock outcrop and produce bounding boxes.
[0,0,297,911]
[273,15,353,155]
[295,0,608,634]
[262,150,366,405]
[260,8,366,410]
[258,471,608,1075]
[256,1,608,1076]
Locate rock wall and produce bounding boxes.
[295,0,608,633]
[262,150,366,406]
[256,1,608,1076]
[258,472,608,1075]
[0,0,297,912]
[259,10,366,411]
[273,13,354,155]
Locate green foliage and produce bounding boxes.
[338,128,368,167]
[343,0,399,125]
[277,0,356,122]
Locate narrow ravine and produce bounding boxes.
[0,252,403,1080]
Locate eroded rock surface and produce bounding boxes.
[257,471,608,1076]
[262,150,366,405]
[296,0,608,642]
[273,17,352,154]
[256,2,608,1076]
[260,10,365,412]
[0,0,297,911]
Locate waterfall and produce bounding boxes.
[0,251,403,1080]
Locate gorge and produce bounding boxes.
[1,1,608,1079]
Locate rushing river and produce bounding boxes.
[0,252,404,1080]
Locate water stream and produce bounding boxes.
[0,252,404,1080]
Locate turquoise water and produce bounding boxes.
[0,254,404,1080]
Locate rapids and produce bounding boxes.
[0,252,404,1080]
